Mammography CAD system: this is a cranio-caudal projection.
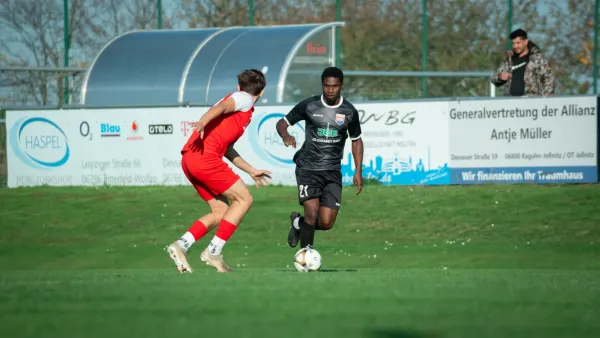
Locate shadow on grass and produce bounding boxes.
[366,328,441,338]
[276,268,359,273]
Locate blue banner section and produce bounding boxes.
[450,166,598,184]
[341,152,451,185]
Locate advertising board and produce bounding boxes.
[5,95,597,188]
[448,96,598,184]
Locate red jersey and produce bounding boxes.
[182,92,255,157]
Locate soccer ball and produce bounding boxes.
[294,247,322,272]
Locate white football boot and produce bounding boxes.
[167,241,193,273]
[200,248,232,273]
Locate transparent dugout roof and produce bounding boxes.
[80,22,344,107]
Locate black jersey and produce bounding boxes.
[284,95,362,171]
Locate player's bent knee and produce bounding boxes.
[318,216,335,230]
[235,191,254,212]
[319,220,335,231]
[243,195,254,209]
[237,189,253,205]
[223,180,253,205]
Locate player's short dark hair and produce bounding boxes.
[237,69,266,96]
[321,67,344,83]
[510,28,528,40]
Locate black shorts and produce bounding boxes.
[295,168,342,211]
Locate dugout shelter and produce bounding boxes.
[80,22,344,107]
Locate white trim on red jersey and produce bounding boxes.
[230,91,255,112]
[213,92,255,113]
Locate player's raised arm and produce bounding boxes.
[349,108,364,195]
[276,100,308,148]
[188,97,238,138]
[224,145,272,188]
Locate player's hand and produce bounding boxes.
[353,173,364,195]
[188,120,206,139]
[282,135,296,148]
[250,169,272,188]
[499,72,512,81]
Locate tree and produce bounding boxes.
[0,0,175,106]
[543,0,598,94]
[173,0,248,28]
[1,0,596,106]
[247,0,547,99]
[0,0,101,106]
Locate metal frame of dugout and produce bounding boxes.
[80,22,345,107]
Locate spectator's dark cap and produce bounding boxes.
[510,29,528,40]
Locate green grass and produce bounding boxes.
[1,184,600,338]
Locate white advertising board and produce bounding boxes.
[6,95,596,188]
[6,107,204,188]
[448,96,598,183]
[5,100,450,188]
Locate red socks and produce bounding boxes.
[208,219,238,255]
[178,219,239,255]
[177,220,208,251]
[188,220,208,240]
[215,219,238,241]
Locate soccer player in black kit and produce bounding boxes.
[276,67,364,250]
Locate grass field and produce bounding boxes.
[1,183,600,338]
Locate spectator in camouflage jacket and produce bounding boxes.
[490,29,555,96]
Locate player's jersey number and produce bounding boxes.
[299,185,309,198]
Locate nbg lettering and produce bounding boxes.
[359,110,416,125]
[25,135,62,149]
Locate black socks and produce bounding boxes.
[299,216,316,248]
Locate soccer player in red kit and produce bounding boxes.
[167,69,271,273]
